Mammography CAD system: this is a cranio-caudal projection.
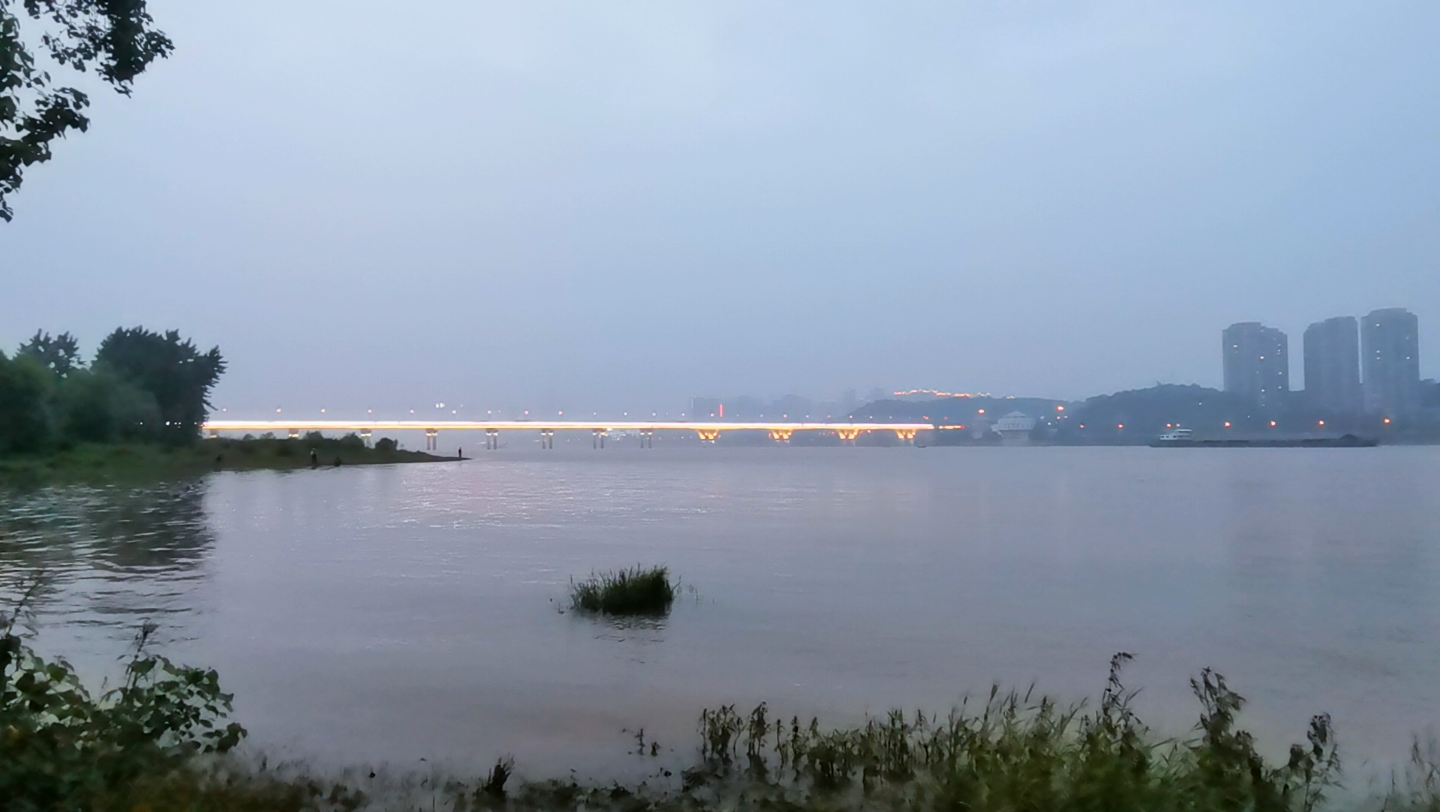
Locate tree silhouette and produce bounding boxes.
[0,351,53,451]
[17,329,82,376]
[95,328,224,442]
[1,1,172,221]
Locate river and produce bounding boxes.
[2,446,1438,780]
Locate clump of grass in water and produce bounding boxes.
[569,565,676,616]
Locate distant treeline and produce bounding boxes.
[864,383,1439,442]
[0,328,224,454]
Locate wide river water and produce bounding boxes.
[3,446,1439,780]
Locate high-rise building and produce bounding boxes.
[1362,308,1420,417]
[1303,316,1361,415]
[1222,322,1289,409]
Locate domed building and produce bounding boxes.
[992,411,1037,444]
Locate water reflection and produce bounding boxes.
[0,481,215,643]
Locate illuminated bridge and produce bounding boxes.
[202,420,937,450]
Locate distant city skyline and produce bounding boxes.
[1221,307,1424,417]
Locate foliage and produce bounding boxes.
[1,583,246,810]
[0,351,54,452]
[96,327,226,442]
[0,0,172,221]
[0,326,220,455]
[375,437,398,452]
[569,565,676,616]
[16,329,81,376]
[664,653,1343,812]
[53,363,161,443]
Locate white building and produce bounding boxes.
[992,411,1036,444]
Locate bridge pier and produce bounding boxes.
[836,428,862,445]
[540,429,555,449]
[768,429,793,443]
[288,428,301,440]
[424,429,439,451]
[359,430,372,448]
[894,429,918,444]
[640,429,654,449]
[696,429,721,444]
[592,429,607,449]
[485,428,500,450]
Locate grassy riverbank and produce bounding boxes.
[5,627,1440,812]
[0,436,453,486]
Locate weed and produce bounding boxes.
[569,566,676,616]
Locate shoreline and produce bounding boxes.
[0,438,456,486]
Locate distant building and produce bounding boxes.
[1362,308,1421,417]
[1222,322,1289,409]
[1303,316,1361,415]
[991,411,1036,444]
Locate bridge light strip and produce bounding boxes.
[202,420,937,433]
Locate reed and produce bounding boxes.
[568,565,676,616]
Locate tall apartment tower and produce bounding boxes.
[1223,322,1289,409]
[1361,308,1420,417]
[1303,316,1361,415]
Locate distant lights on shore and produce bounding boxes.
[1224,422,1232,428]
[1056,405,1065,412]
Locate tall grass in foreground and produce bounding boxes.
[10,583,1440,812]
[569,565,676,616]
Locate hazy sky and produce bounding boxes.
[4,1,1437,415]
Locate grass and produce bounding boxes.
[568,565,677,616]
[0,436,452,486]
[9,620,1440,812]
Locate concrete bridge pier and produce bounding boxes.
[288,428,301,440]
[424,429,439,451]
[768,429,794,443]
[540,429,556,449]
[639,429,654,449]
[485,429,500,450]
[696,429,721,444]
[592,429,607,449]
[359,430,372,448]
[836,428,862,445]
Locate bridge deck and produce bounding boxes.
[203,420,934,432]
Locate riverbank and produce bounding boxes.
[0,436,454,485]
[4,631,1438,812]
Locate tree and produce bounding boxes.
[0,350,54,451]
[16,329,81,376]
[55,364,159,442]
[1,0,172,221]
[95,327,224,442]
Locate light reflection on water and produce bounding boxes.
[3,447,1440,779]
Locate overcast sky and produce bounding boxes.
[3,1,1437,415]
